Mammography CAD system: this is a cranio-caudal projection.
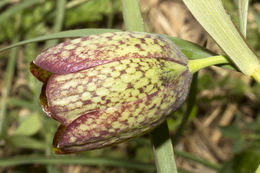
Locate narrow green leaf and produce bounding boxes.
[238,0,249,37]
[121,0,144,31]
[182,0,260,80]
[174,150,222,171]
[150,121,178,173]
[0,29,120,52]
[0,156,155,172]
[0,0,40,24]
[0,36,20,137]
[13,113,41,136]
[45,0,67,47]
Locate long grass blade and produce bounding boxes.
[121,0,144,31]
[150,121,178,173]
[238,0,249,37]
[174,150,222,171]
[0,36,20,137]
[0,29,119,52]
[46,0,67,47]
[0,156,155,172]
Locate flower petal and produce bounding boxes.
[46,57,188,125]
[34,32,188,74]
[53,69,192,153]
[30,62,52,83]
[39,83,53,118]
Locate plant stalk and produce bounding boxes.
[188,55,229,74]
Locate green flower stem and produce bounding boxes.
[150,121,178,173]
[182,0,260,82]
[188,55,230,74]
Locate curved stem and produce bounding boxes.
[188,55,230,74]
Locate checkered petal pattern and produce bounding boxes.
[30,32,192,153]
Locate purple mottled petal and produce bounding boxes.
[53,69,192,153]
[33,32,188,74]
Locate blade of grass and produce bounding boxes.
[0,29,120,52]
[174,150,222,171]
[133,137,222,171]
[46,0,67,47]
[182,0,260,82]
[0,0,40,23]
[121,0,144,32]
[0,156,155,172]
[238,0,249,37]
[150,121,178,173]
[0,36,20,137]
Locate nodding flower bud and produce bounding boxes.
[30,31,192,153]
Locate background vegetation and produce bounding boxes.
[0,0,260,172]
